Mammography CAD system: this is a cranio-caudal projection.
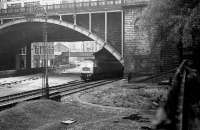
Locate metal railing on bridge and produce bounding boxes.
[0,0,149,17]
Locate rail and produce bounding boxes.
[0,0,149,17]
[0,79,117,110]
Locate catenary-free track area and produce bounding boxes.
[0,73,80,97]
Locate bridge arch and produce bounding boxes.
[0,18,124,65]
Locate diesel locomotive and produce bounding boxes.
[80,47,124,81]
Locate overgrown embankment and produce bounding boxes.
[80,83,168,110]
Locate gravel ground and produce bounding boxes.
[0,74,41,85]
[0,73,80,97]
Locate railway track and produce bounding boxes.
[0,79,117,110]
[52,79,116,97]
[0,80,82,102]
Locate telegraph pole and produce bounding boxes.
[44,7,49,99]
[39,5,49,99]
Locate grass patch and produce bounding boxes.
[0,99,119,130]
[0,100,69,130]
[81,84,168,109]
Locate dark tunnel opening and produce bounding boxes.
[0,22,92,70]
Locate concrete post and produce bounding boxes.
[59,15,62,21]
[121,10,124,57]
[89,13,92,32]
[105,12,108,42]
[1,19,3,24]
[73,14,77,25]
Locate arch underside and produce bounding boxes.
[0,18,124,65]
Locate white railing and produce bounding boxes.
[0,0,149,15]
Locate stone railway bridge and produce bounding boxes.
[0,0,177,75]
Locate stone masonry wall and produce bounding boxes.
[124,6,153,74]
[123,5,180,75]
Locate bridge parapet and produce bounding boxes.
[0,0,149,18]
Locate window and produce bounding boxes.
[54,4,61,9]
[107,1,114,5]
[47,5,53,10]
[115,0,121,4]
[83,2,89,7]
[35,46,39,54]
[24,1,40,7]
[19,46,26,55]
[40,46,43,54]
[90,1,97,6]
[7,3,21,8]
[76,3,82,7]
[99,1,105,6]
